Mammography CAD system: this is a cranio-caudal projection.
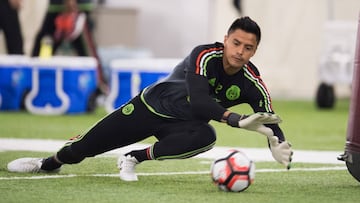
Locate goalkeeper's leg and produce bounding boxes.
[41,95,158,171]
[41,123,217,173]
[126,121,217,161]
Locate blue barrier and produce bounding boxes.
[105,58,181,112]
[25,56,97,115]
[0,55,32,111]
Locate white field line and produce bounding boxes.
[0,166,347,180]
[0,138,345,164]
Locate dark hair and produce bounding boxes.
[227,16,261,44]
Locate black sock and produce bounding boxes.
[40,156,62,171]
[126,148,150,162]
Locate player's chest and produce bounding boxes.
[207,70,246,102]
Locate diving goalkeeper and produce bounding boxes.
[8,16,293,181]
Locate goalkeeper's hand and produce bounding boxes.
[226,112,292,169]
[268,135,293,169]
[226,112,282,135]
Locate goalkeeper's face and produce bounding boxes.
[223,29,258,74]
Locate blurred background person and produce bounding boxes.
[0,0,24,54]
[31,0,108,94]
[232,0,242,16]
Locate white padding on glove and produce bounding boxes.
[268,135,293,169]
[238,112,282,134]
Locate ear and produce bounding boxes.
[223,35,228,44]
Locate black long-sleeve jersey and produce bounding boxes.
[141,42,284,140]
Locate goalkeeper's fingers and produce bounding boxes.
[242,113,282,126]
[238,113,281,129]
[256,112,282,124]
[278,141,293,170]
[268,136,293,170]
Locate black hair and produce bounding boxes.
[227,16,261,44]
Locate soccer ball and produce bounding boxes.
[210,149,255,192]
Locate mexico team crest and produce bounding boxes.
[122,103,135,115]
[226,85,240,100]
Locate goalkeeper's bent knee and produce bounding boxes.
[56,145,85,164]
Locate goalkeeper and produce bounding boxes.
[8,16,293,181]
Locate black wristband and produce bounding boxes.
[226,113,242,127]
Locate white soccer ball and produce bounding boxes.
[210,149,255,192]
